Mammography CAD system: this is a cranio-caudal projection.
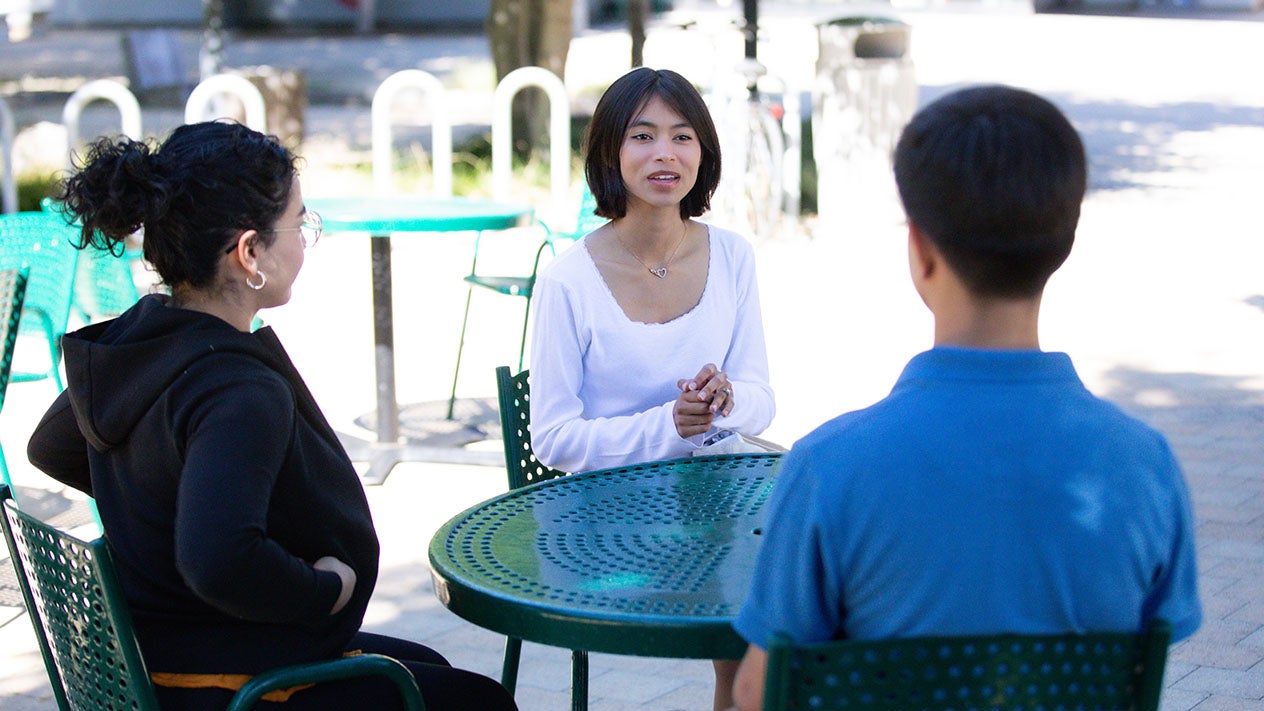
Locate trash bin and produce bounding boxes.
[812,16,916,230]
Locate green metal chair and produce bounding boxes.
[0,212,82,390]
[495,365,569,490]
[493,365,587,705]
[0,485,427,711]
[762,621,1172,711]
[0,268,27,498]
[71,245,141,323]
[42,197,143,324]
[447,188,605,419]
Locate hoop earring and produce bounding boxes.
[246,270,267,290]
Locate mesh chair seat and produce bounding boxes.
[463,273,532,297]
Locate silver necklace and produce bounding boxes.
[617,221,689,279]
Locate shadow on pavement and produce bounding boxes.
[1101,366,1264,430]
[917,84,1264,193]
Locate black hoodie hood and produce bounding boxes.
[63,294,293,452]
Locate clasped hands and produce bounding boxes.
[673,363,733,439]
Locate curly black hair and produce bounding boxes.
[57,121,298,289]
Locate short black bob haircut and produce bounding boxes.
[583,67,721,220]
[893,84,1087,299]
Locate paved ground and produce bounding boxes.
[1,2,1263,709]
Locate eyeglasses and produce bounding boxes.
[222,210,324,254]
[269,210,323,249]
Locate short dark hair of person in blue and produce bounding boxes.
[893,84,1087,300]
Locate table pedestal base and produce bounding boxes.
[337,431,502,485]
[340,395,502,484]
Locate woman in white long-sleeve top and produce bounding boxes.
[529,66,775,476]
[527,66,776,711]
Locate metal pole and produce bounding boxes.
[742,0,759,96]
[200,0,225,80]
[357,0,377,34]
[742,0,758,60]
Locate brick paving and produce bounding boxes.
[1,3,1262,709]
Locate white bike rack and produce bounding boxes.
[0,97,16,213]
[491,66,570,225]
[371,69,453,198]
[62,79,143,171]
[184,73,267,131]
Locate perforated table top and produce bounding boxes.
[428,453,783,659]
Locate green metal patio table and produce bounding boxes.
[308,196,533,484]
[428,452,783,710]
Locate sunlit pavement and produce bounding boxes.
[2,3,1263,708]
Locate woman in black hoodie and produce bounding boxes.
[27,121,516,711]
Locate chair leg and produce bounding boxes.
[501,636,522,695]
[446,285,475,421]
[48,335,63,392]
[88,498,103,534]
[0,441,12,503]
[571,650,589,711]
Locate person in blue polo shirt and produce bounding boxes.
[729,84,1201,710]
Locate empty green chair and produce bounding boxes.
[43,197,143,324]
[71,244,141,323]
[447,188,606,419]
[762,621,1172,711]
[493,365,587,703]
[0,268,27,497]
[0,484,427,711]
[0,212,81,390]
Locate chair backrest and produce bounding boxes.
[73,246,141,322]
[0,212,81,353]
[0,267,28,411]
[495,366,568,490]
[1,485,161,711]
[763,622,1172,711]
[573,183,605,237]
[43,198,142,323]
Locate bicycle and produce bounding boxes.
[679,15,789,243]
[714,58,786,244]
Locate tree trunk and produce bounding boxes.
[487,0,573,161]
[628,0,648,68]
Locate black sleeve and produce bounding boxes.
[173,372,342,623]
[26,390,93,496]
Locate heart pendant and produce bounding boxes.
[649,267,668,279]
